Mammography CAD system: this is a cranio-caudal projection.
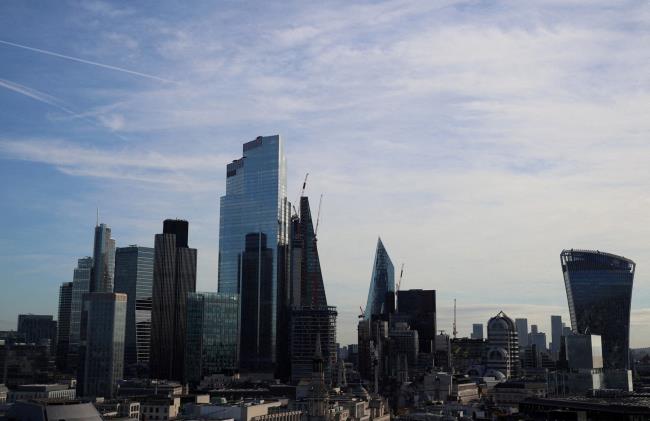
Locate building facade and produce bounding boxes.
[218,135,291,373]
[550,315,563,357]
[114,245,154,375]
[561,249,635,370]
[486,311,519,379]
[150,219,197,382]
[396,289,436,353]
[471,324,483,340]
[515,318,528,347]
[17,314,57,348]
[56,282,73,371]
[69,256,93,372]
[185,292,239,385]
[90,223,116,293]
[364,238,394,320]
[79,292,127,398]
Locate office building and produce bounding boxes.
[150,219,197,382]
[218,135,291,374]
[56,282,73,371]
[90,223,116,293]
[515,318,528,347]
[0,341,55,387]
[364,238,395,320]
[550,315,563,357]
[68,256,93,371]
[451,337,485,374]
[6,400,102,421]
[529,324,547,351]
[561,249,635,370]
[396,289,436,353]
[79,292,126,398]
[185,292,239,385]
[486,311,519,378]
[289,196,337,383]
[114,245,154,375]
[17,314,57,348]
[471,323,483,340]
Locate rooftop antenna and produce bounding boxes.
[453,298,458,339]
[96,207,99,226]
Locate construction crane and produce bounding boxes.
[315,194,323,238]
[358,306,365,319]
[293,173,309,217]
[396,263,405,292]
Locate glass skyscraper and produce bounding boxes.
[364,238,395,320]
[218,135,291,371]
[114,245,154,375]
[69,256,93,371]
[396,289,436,353]
[90,223,116,293]
[185,292,239,385]
[56,281,73,371]
[561,249,635,370]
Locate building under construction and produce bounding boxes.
[289,195,337,384]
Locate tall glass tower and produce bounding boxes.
[364,238,395,320]
[561,249,635,370]
[68,256,93,371]
[90,224,116,293]
[114,245,154,375]
[218,135,291,370]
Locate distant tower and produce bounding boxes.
[515,318,529,347]
[486,311,519,379]
[307,334,329,420]
[90,223,116,293]
[550,315,563,357]
[56,282,73,371]
[68,256,93,371]
[471,324,484,340]
[561,249,635,370]
[364,238,395,320]
[150,219,197,382]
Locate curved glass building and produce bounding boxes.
[561,249,635,370]
[364,237,395,320]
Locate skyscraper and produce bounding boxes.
[114,245,154,375]
[90,224,116,293]
[528,324,547,351]
[396,289,436,353]
[56,282,73,371]
[561,249,635,370]
[150,219,197,382]
[185,292,239,385]
[515,318,528,347]
[68,257,93,371]
[79,293,126,398]
[289,197,337,384]
[486,311,519,379]
[364,238,395,320]
[550,315,563,357]
[218,135,291,371]
[471,324,484,340]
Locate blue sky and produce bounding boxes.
[1,0,649,346]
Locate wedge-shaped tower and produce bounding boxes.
[364,238,395,320]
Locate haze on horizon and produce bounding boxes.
[0,0,649,347]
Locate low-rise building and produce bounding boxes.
[94,398,140,419]
[140,396,180,420]
[492,380,546,407]
[8,383,76,402]
[5,400,102,420]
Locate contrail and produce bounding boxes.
[0,78,130,141]
[0,39,176,84]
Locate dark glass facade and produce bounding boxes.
[90,224,116,293]
[56,282,73,371]
[561,249,635,370]
[396,289,436,353]
[69,256,93,372]
[185,293,239,385]
[364,238,395,319]
[150,220,197,382]
[80,293,126,398]
[218,135,291,372]
[114,245,154,375]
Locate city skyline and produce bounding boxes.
[1,1,650,348]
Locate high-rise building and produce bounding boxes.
[114,245,154,375]
[79,293,126,398]
[69,257,93,371]
[185,293,239,385]
[486,311,519,379]
[550,315,563,357]
[471,324,484,340]
[289,196,337,384]
[396,289,436,353]
[528,324,547,351]
[515,318,528,347]
[150,219,197,382]
[90,224,116,293]
[364,238,395,320]
[561,249,635,370]
[56,282,73,371]
[17,315,57,348]
[218,135,291,372]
